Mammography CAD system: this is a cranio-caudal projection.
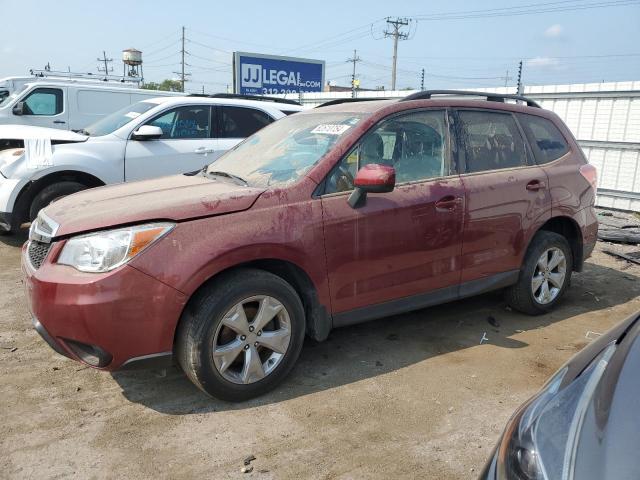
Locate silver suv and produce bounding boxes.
[0,94,301,233]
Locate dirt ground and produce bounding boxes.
[1,231,639,480]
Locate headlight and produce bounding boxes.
[57,222,174,273]
[496,343,616,480]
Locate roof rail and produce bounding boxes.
[188,93,301,106]
[401,90,541,108]
[315,98,381,108]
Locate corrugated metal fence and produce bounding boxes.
[284,82,640,211]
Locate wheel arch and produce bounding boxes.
[533,215,584,271]
[175,258,333,345]
[13,170,106,225]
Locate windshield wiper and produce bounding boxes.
[206,170,249,187]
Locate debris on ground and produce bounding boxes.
[240,466,253,474]
[602,249,640,266]
[487,316,500,328]
[243,455,256,466]
[479,332,489,345]
[585,331,602,340]
[597,209,640,244]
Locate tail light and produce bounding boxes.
[580,164,597,191]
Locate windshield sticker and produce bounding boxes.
[311,124,351,135]
[124,112,141,119]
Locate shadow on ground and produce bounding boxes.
[0,230,28,248]
[111,261,639,415]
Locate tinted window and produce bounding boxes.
[147,105,210,139]
[518,113,570,164]
[325,110,447,193]
[22,88,63,116]
[219,106,273,138]
[458,110,527,173]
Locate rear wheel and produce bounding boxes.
[29,181,88,221]
[176,269,306,401]
[505,231,573,315]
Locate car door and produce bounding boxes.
[454,108,551,286]
[124,104,217,181]
[16,87,69,129]
[216,105,274,154]
[320,109,465,318]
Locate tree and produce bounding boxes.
[142,79,183,92]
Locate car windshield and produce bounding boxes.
[82,100,160,137]
[206,111,366,188]
[0,84,27,108]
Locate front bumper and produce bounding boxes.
[22,241,187,370]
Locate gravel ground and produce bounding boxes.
[1,229,639,480]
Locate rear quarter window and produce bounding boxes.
[518,113,570,164]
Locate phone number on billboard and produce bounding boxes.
[261,88,314,94]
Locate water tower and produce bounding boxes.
[122,48,143,82]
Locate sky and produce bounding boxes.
[1,0,639,93]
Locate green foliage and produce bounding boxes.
[142,79,183,92]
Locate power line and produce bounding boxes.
[412,0,639,21]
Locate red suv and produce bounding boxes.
[23,91,598,401]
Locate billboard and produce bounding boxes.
[233,52,325,95]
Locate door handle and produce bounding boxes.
[526,180,546,191]
[435,195,462,211]
[53,120,66,124]
[194,147,215,154]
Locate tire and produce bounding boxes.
[505,231,573,315]
[176,268,306,402]
[29,181,88,221]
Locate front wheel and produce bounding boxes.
[176,269,306,401]
[505,231,573,315]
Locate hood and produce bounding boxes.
[572,314,640,480]
[0,124,88,142]
[44,173,265,237]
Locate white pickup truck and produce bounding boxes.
[0,94,302,232]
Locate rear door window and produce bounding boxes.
[21,88,63,116]
[218,106,274,138]
[517,113,570,164]
[457,110,528,173]
[146,105,211,139]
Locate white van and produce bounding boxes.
[0,77,180,131]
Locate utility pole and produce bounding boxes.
[502,70,513,87]
[173,26,190,93]
[384,17,410,91]
[420,68,425,91]
[97,51,113,77]
[516,60,523,95]
[181,26,186,92]
[347,49,361,98]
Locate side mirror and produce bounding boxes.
[348,164,396,208]
[131,125,164,141]
[12,102,24,116]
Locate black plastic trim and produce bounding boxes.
[32,317,73,359]
[189,93,301,106]
[401,90,541,108]
[332,270,519,328]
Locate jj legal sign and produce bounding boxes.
[233,52,325,95]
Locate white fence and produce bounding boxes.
[281,82,640,212]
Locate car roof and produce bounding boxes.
[142,95,303,111]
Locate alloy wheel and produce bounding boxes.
[531,247,567,305]
[212,295,292,384]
